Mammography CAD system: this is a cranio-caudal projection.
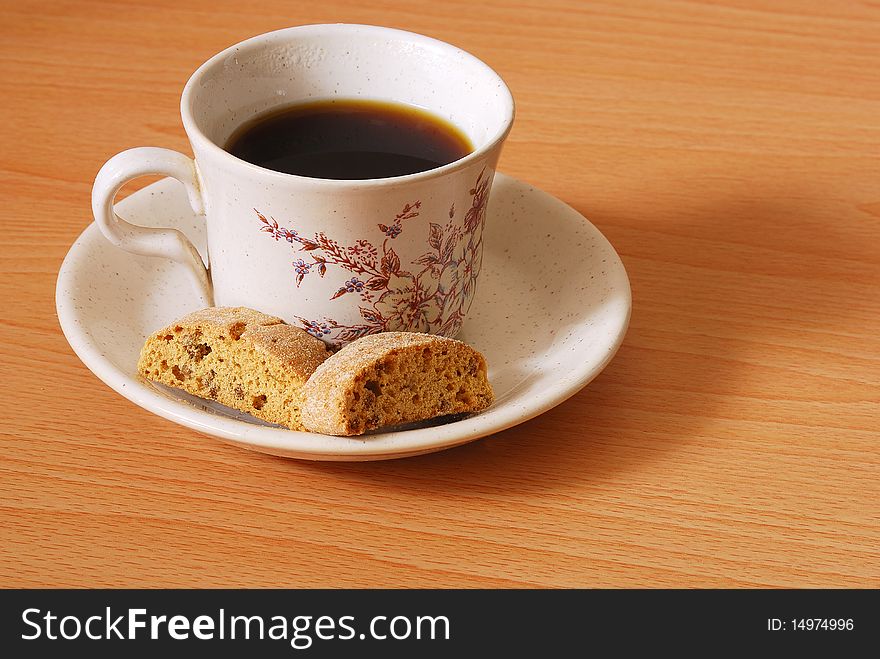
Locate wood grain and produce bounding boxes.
[1,0,878,587]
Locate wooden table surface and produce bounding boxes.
[1,0,878,588]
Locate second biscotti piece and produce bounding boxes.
[300,332,494,436]
[138,306,331,431]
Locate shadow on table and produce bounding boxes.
[285,182,870,493]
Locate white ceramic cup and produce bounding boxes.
[92,24,514,345]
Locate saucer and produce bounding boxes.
[56,173,631,461]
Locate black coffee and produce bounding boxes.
[225,99,473,179]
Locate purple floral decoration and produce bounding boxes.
[257,169,490,346]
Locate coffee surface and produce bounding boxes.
[225,99,473,179]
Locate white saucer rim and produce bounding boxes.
[56,173,631,460]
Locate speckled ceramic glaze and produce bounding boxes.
[91,25,514,345]
[58,174,631,460]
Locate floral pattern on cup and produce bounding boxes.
[257,170,490,346]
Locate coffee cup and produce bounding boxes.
[92,24,514,345]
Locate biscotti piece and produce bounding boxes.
[300,332,494,436]
[138,307,331,430]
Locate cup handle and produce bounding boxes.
[91,146,213,305]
